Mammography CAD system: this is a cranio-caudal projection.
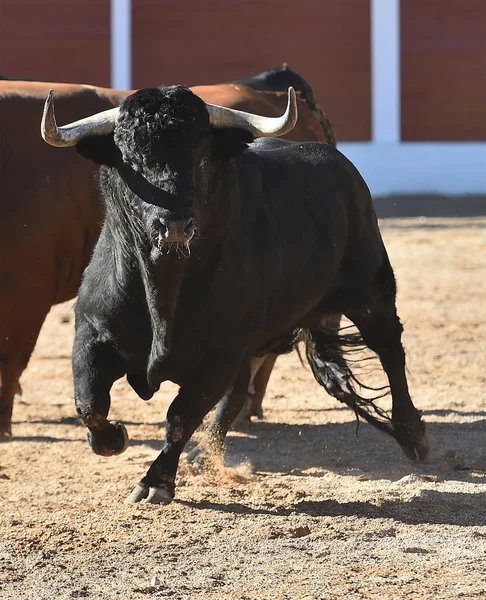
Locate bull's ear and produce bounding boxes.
[76,134,121,167]
[210,128,254,159]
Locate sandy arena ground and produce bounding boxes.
[1,217,485,599]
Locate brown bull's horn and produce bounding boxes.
[41,90,120,147]
[206,86,298,137]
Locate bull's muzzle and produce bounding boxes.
[155,216,196,246]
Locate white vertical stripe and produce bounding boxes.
[110,0,132,90]
[371,0,400,143]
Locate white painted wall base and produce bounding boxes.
[339,142,486,197]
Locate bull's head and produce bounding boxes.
[41,85,297,256]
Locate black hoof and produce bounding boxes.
[126,482,174,504]
[87,421,129,456]
[399,433,430,461]
[395,419,429,461]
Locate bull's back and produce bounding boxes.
[240,139,385,285]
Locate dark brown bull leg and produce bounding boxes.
[345,259,429,461]
[235,353,277,424]
[0,298,50,436]
[249,353,277,417]
[0,360,24,437]
[73,321,128,456]
[128,361,248,504]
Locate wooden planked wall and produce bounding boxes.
[401,0,486,141]
[1,0,485,141]
[132,0,371,141]
[0,0,110,87]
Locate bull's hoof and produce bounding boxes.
[398,433,430,461]
[395,420,429,461]
[126,483,174,505]
[87,421,129,457]
[249,403,264,420]
[0,426,12,439]
[184,444,208,467]
[234,397,264,428]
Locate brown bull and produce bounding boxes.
[0,78,333,436]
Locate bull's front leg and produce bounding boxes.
[127,363,242,505]
[73,320,128,457]
[186,365,251,465]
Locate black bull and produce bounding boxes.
[43,85,429,504]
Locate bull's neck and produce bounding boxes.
[140,248,188,387]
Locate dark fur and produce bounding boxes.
[304,327,392,431]
[233,64,316,109]
[73,85,428,502]
[233,64,337,146]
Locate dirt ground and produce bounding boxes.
[1,216,485,600]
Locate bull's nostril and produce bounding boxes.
[184,219,195,236]
[158,220,168,237]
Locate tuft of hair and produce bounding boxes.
[303,326,397,438]
[114,85,210,170]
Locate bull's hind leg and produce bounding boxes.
[235,353,278,424]
[0,295,52,437]
[72,321,128,456]
[0,360,24,437]
[344,257,429,460]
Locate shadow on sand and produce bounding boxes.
[8,414,486,479]
[179,489,486,527]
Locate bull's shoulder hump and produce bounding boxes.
[248,138,339,160]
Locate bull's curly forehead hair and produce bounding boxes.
[116,85,209,139]
[114,85,210,170]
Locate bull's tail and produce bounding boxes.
[303,327,397,438]
[280,67,336,147]
[279,69,337,147]
[311,103,337,147]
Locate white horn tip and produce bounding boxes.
[287,87,298,128]
[41,90,56,144]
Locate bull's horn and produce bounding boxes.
[41,90,120,147]
[206,86,297,137]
